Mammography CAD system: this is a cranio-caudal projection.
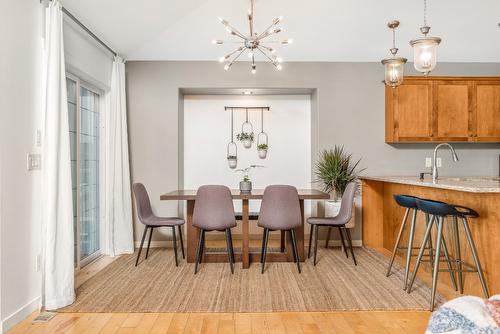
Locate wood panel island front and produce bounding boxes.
[361,176,500,298]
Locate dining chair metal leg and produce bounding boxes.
[344,227,357,266]
[308,225,313,259]
[403,208,417,289]
[462,217,489,298]
[386,207,410,277]
[290,229,301,273]
[313,224,319,266]
[145,226,154,259]
[199,229,205,263]
[135,226,149,267]
[338,226,348,258]
[178,225,185,259]
[407,217,434,294]
[261,228,269,274]
[172,226,179,267]
[325,227,332,248]
[429,216,444,311]
[194,228,204,274]
[280,231,285,252]
[228,228,235,264]
[260,228,266,264]
[452,216,463,294]
[225,228,234,274]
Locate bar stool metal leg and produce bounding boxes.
[386,207,410,277]
[407,216,435,294]
[308,225,314,259]
[430,216,445,311]
[452,216,463,294]
[313,225,319,266]
[425,213,434,276]
[439,232,458,291]
[462,217,490,298]
[403,208,417,290]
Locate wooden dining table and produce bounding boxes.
[160,189,329,269]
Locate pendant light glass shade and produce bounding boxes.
[410,0,441,76]
[382,58,407,87]
[381,21,407,88]
[410,36,441,75]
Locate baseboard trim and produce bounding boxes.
[2,296,40,333]
[135,239,363,248]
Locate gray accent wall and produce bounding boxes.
[126,61,500,242]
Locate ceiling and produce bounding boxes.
[61,0,500,62]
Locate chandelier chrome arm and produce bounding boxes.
[219,18,247,40]
[256,47,281,70]
[225,47,246,70]
[220,46,245,62]
[256,18,282,40]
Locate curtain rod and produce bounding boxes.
[43,0,118,57]
[61,7,117,57]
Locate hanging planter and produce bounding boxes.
[257,108,269,159]
[237,108,254,149]
[257,143,268,158]
[226,109,238,169]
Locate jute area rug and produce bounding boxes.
[60,247,444,312]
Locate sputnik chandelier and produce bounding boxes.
[212,0,292,74]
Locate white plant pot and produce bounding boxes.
[242,139,252,148]
[258,149,267,159]
[227,159,237,169]
[325,200,356,228]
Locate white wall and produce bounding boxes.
[63,18,113,90]
[184,95,311,215]
[0,1,44,332]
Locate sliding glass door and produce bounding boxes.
[67,75,101,269]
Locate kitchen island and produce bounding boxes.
[361,176,500,297]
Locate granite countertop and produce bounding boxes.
[359,176,500,193]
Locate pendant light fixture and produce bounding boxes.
[410,0,441,76]
[381,21,407,88]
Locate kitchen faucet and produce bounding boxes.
[432,143,459,182]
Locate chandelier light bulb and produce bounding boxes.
[218,56,226,63]
[251,65,257,74]
[273,16,283,25]
[224,63,232,71]
[276,64,282,71]
[212,40,223,45]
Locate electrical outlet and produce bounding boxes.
[437,157,442,167]
[425,157,432,168]
[36,254,41,272]
[27,154,41,171]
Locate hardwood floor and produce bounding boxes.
[8,240,432,333]
[8,310,430,333]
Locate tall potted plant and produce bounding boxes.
[314,146,362,221]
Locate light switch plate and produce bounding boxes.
[27,154,41,171]
[436,157,442,167]
[425,157,432,168]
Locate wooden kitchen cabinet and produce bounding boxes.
[474,81,500,141]
[385,76,500,143]
[385,79,433,142]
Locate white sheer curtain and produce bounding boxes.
[41,0,75,310]
[102,57,134,256]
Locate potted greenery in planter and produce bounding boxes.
[237,132,254,149]
[257,143,268,159]
[235,165,264,192]
[227,155,237,169]
[314,146,363,224]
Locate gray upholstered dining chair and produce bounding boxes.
[132,183,185,267]
[307,182,357,266]
[192,185,236,274]
[258,185,302,274]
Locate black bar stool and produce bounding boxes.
[387,195,457,291]
[407,198,489,311]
